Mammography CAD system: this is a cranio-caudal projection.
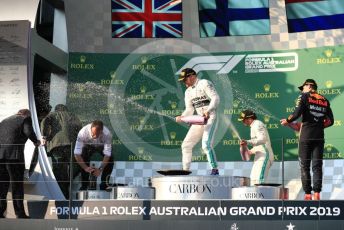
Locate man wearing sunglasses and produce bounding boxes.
[280,79,334,200]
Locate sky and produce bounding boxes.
[0,0,40,28]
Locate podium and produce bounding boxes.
[75,176,288,201]
[111,186,155,200]
[150,176,250,200]
[231,186,289,200]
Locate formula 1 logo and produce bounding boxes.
[176,53,298,75]
[176,55,245,75]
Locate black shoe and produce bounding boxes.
[210,168,219,176]
[0,214,5,218]
[16,214,30,219]
[16,212,30,219]
[99,183,107,191]
[79,186,88,191]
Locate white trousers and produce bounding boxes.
[181,116,218,170]
[250,151,272,186]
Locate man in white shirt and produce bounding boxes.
[74,120,113,190]
[175,68,220,175]
[238,110,274,185]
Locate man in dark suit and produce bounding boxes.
[0,109,42,218]
[41,104,82,199]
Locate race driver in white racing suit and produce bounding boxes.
[175,68,220,175]
[238,110,274,185]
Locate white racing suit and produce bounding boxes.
[181,79,220,170]
[246,120,274,185]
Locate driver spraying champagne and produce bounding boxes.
[175,68,220,175]
[238,110,274,185]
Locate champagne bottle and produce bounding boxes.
[180,115,207,125]
[88,163,97,190]
[240,145,251,161]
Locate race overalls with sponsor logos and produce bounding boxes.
[181,79,220,171]
[287,90,334,193]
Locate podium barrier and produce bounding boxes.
[231,186,289,200]
[111,186,155,200]
[75,177,290,201]
[150,176,250,200]
[77,191,110,200]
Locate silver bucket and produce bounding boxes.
[76,190,110,200]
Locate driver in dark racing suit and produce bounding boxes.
[281,79,334,200]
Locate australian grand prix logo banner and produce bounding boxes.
[67,44,343,162]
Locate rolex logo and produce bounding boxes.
[233,100,240,108]
[141,56,148,64]
[171,101,177,109]
[264,115,270,123]
[317,49,341,64]
[325,144,333,152]
[140,85,147,94]
[232,131,238,139]
[325,80,333,88]
[108,103,114,109]
[80,55,86,63]
[324,49,333,58]
[170,132,176,140]
[139,117,145,125]
[263,84,271,92]
[137,147,144,155]
[110,71,116,79]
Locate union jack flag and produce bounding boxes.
[111,0,183,38]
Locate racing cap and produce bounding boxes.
[298,79,318,91]
[238,110,256,121]
[178,68,196,81]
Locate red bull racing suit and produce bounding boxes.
[286,90,334,194]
